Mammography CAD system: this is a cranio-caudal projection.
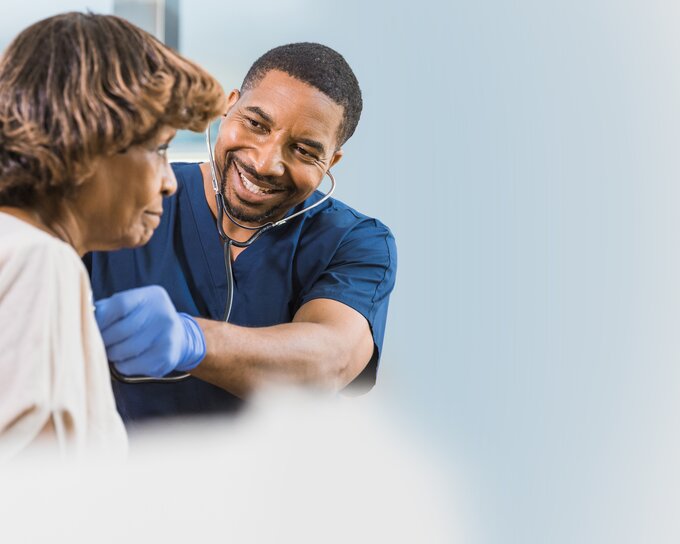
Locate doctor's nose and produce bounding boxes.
[252,141,285,178]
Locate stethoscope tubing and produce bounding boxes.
[207,125,336,319]
[110,124,336,384]
[206,127,336,239]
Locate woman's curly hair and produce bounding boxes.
[0,12,226,206]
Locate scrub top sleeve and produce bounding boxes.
[297,219,397,357]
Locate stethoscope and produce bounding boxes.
[110,124,336,384]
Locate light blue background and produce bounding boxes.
[4,1,680,542]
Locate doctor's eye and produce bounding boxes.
[294,145,318,161]
[245,117,265,131]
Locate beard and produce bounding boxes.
[219,152,293,225]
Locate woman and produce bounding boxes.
[0,12,225,459]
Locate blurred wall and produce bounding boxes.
[0,1,111,50]
[183,3,680,543]
[3,1,680,543]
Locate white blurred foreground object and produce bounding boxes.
[1,388,458,543]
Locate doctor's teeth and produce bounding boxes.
[240,172,271,195]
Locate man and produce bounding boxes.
[87,43,397,422]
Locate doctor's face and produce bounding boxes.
[213,70,344,225]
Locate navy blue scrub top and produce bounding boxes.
[86,163,397,423]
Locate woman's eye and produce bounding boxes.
[157,144,169,157]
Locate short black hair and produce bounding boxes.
[241,42,362,147]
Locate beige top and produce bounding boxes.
[0,212,126,460]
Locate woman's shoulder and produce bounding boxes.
[0,212,84,276]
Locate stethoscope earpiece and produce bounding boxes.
[205,123,336,235]
[205,123,336,320]
[110,123,338,385]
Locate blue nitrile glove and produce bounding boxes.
[94,285,206,377]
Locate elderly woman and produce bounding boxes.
[0,12,225,459]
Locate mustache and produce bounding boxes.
[220,153,287,191]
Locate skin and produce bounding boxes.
[0,126,177,256]
[191,70,374,396]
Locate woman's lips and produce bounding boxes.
[143,210,163,225]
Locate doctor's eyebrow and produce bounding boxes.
[245,106,326,155]
[296,138,325,155]
[245,106,273,124]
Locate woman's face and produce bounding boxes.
[75,126,178,251]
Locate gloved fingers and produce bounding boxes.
[113,359,163,377]
[105,329,155,364]
[113,359,164,378]
[95,288,150,332]
[111,359,140,377]
[97,303,150,347]
[112,344,171,378]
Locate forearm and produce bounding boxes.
[191,318,353,398]
[95,289,374,390]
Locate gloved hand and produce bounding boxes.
[94,285,206,377]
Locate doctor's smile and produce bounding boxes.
[231,158,288,201]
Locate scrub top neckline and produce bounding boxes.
[182,162,279,285]
[179,162,329,310]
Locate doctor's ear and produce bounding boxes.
[329,148,343,169]
[224,89,240,114]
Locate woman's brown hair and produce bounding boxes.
[0,12,226,206]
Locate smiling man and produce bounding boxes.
[86,43,397,422]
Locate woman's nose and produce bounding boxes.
[161,163,178,196]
